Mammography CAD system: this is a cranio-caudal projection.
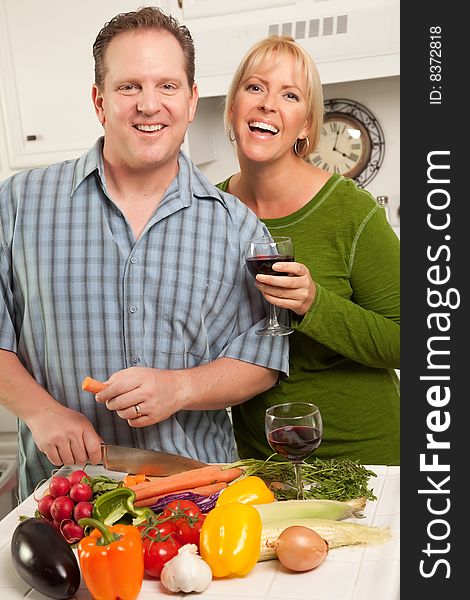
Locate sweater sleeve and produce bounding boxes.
[294,205,400,369]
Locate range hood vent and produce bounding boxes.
[268,14,348,38]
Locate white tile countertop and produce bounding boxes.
[0,465,399,600]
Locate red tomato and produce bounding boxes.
[161,499,201,520]
[160,500,205,549]
[141,535,181,578]
[138,520,177,539]
[173,513,205,548]
[138,520,181,578]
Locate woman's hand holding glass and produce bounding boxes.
[255,259,316,317]
[246,236,295,336]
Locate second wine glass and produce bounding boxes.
[245,236,294,336]
[265,402,323,500]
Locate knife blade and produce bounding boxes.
[101,444,208,476]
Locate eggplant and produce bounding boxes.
[11,517,81,599]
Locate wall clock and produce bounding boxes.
[307,98,385,188]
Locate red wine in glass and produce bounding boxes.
[245,236,294,336]
[246,255,294,278]
[267,425,322,462]
[265,402,323,499]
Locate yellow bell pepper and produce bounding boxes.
[199,502,262,578]
[216,475,274,507]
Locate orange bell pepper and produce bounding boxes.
[78,518,144,600]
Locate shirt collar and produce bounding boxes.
[70,137,104,197]
[70,137,227,209]
[176,149,228,208]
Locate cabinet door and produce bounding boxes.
[0,0,167,169]
[178,0,296,19]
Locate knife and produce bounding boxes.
[101,444,208,476]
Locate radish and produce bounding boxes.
[50,495,75,523]
[69,482,93,503]
[49,476,71,498]
[61,520,85,543]
[37,494,55,520]
[68,469,88,486]
[73,501,93,522]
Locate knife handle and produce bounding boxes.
[82,376,107,394]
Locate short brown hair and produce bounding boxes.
[93,6,195,90]
[225,36,324,157]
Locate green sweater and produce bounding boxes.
[217,174,400,465]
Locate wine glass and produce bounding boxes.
[245,236,294,336]
[265,402,323,500]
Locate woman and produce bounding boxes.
[218,36,400,465]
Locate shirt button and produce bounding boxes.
[132,356,140,364]
[116,210,122,217]
[129,306,137,314]
[130,256,137,264]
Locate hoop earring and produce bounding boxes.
[228,123,236,142]
[294,136,310,157]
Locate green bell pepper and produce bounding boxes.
[92,488,153,526]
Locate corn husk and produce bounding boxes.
[259,518,392,561]
[255,497,366,523]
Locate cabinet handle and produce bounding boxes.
[26,135,37,141]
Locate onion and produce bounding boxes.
[272,526,328,572]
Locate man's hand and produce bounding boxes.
[0,350,103,467]
[96,359,279,424]
[95,367,183,427]
[26,405,103,467]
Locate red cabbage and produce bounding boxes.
[149,491,221,514]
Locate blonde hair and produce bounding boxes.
[224,36,324,157]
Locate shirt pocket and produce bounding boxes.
[156,269,237,366]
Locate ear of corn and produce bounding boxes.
[259,518,392,561]
[254,497,366,523]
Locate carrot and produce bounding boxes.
[82,376,107,394]
[188,481,228,496]
[133,482,228,508]
[123,473,147,488]
[131,465,243,502]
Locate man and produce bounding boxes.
[0,7,288,500]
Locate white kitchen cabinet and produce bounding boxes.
[0,0,168,169]
[174,0,296,20]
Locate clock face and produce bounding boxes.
[308,112,372,179]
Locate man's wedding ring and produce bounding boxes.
[134,403,142,417]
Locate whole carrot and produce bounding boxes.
[132,465,243,502]
[82,376,107,394]
[133,482,229,508]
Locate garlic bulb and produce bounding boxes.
[160,544,212,593]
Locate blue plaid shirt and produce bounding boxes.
[0,138,289,498]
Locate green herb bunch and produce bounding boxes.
[230,455,377,502]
